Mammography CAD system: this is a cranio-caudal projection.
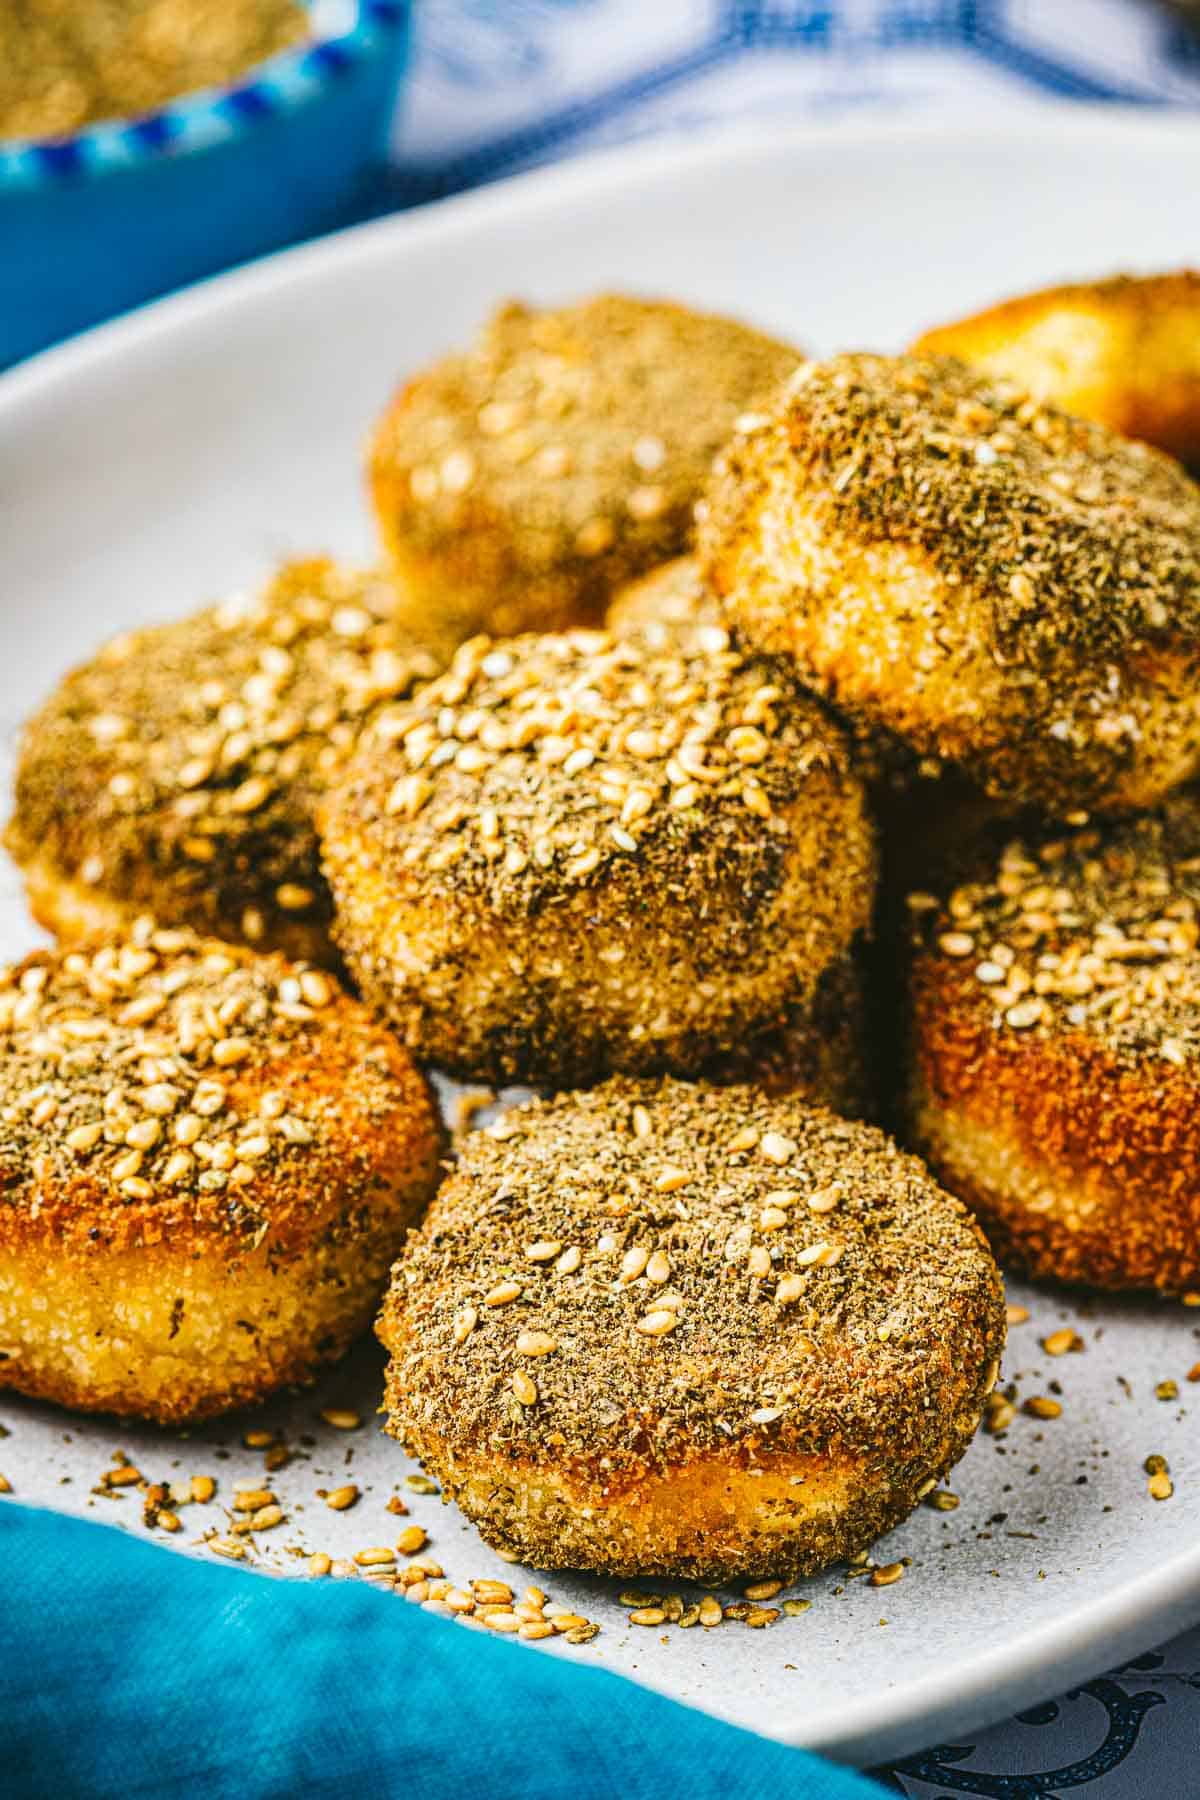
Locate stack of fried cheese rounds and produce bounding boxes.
[904,799,1200,1295]
[369,293,802,653]
[0,920,441,1423]
[320,615,877,1091]
[698,352,1200,817]
[6,558,442,968]
[378,1077,1006,1584]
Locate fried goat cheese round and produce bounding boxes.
[368,294,801,654]
[320,620,876,1088]
[704,952,875,1119]
[6,559,442,968]
[912,270,1200,469]
[904,801,1200,1293]
[0,923,441,1423]
[607,554,714,635]
[698,353,1200,816]
[378,1078,1006,1583]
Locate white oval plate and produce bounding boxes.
[3,110,1200,1769]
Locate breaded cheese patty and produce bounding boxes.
[369,294,801,653]
[378,1078,1005,1583]
[321,619,876,1087]
[699,353,1200,816]
[607,555,714,635]
[905,799,1200,1293]
[912,270,1200,468]
[0,922,441,1422]
[7,558,442,967]
[706,952,875,1119]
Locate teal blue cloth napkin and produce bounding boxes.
[0,1502,883,1799]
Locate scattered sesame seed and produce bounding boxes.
[325,1485,360,1512]
[319,1409,362,1431]
[870,1563,904,1588]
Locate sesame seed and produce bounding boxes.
[275,885,314,914]
[511,1371,539,1405]
[654,1165,690,1193]
[325,1485,360,1511]
[636,1309,678,1337]
[939,932,975,957]
[229,776,272,815]
[207,1537,246,1562]
[484,1281,522,1307]
[524,1240,562,1263]
[620,1246,649,1282]
[759,1132,796,1166]
[870,1563,904,1588]
[319,1409,362,1431]
[645,1249,671,1284]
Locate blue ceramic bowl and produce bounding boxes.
[1,0,411,368]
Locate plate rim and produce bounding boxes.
[5,104,1200,1766]
[6,102,1200,413]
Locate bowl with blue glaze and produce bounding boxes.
[1,0,411,369]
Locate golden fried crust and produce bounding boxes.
[912,271,1200,467]
[0,926,442,1421]
[903,802,1200,1291]
[607,555,715,634]
[369,295,801,654]
[704,951,875,1119]
[698,353,1200,816]
[321,622,876,1087]
[6,559,442,968]
[378,1079,1005,1582]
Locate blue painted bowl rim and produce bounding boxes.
[0,0,409,190]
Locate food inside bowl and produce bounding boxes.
[0,0,311,141]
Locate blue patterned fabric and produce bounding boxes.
[0,1502,883,1800]
[392,1,1200,203]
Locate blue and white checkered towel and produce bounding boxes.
[394,1,1200,202]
